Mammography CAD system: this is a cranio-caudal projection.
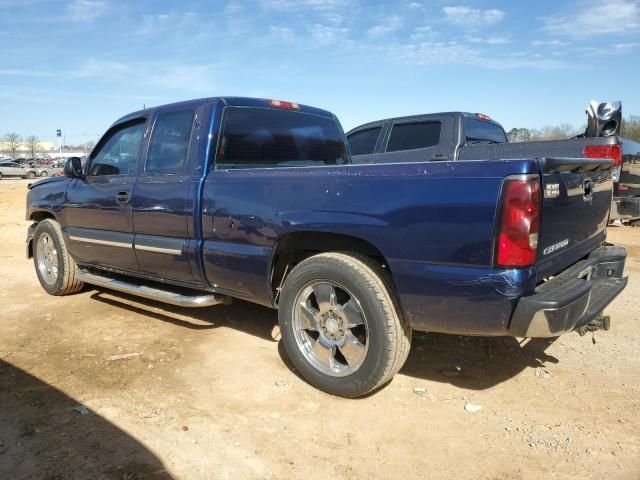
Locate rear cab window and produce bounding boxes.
[347,127,381,155]
[146,109,195,174]
[216,107,348,169]
[465,119,507,145]
[386,122,441,152]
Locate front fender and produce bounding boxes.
[25,176,69,221]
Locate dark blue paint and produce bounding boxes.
[24,96,613,336]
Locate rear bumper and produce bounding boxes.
[612,196,640,220]
[509,245,627,337]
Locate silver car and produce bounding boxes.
[0,161,39,179]
[36,166,64,177]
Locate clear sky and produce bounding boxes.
[1,0,639,145]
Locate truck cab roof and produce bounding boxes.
[347,111,505,133]
[113,96,336,127]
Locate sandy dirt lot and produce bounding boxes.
[0,178,639,480]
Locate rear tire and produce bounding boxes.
[26,171,36,179]
[278,252,411,397]
[40,171,48,177]
[33,219,84,295]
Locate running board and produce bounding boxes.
[77,271,227,308]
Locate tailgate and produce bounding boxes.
[536,158,613,279]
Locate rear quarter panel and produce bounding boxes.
[201,159,540,333]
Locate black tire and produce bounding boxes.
[26,171,36,179]
[278,252,411,397]
[0,172,3,180]
[33,219,84,295]
[40,171,48,177]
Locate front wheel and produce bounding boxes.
[26,171,36,179]
[40,171,48,177]
[278,252,411,397]
[33,219,84,295]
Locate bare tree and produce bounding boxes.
[507,128,531,143]
[622,116,640,142]
[2,132,22,159]
[528,124,581,141]
[24,135,41,160]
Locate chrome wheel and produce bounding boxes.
[292,281,369,377]
[36,232,59,285]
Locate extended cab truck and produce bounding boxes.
[26,97,628,397]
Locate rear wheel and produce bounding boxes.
[278,252,411,397]
[26,171,36,179]
[33,219,84,295]
[40,171,48,177]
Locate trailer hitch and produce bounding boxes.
[575,315,610,343]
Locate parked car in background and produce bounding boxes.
[36,165,64,177]
[0,160,39,179]
[346,101,627,222]
[346,111,622,174]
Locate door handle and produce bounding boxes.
[431,154,447,161]
[116,191,131,203]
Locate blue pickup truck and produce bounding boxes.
[25,97,628,397]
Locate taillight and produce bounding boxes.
[495,175,541,267]
[583,144,622,167]
[268,99,300,110]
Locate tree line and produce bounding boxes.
[507,116,640,143]
[1,132,96,159]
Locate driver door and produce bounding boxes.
[64,118,147,272]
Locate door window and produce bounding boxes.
[386,122,441,152]
[89,121,145,176]
[145,109,195,174]
[347,127,382,156]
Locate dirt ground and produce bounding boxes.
[0,178,639,480]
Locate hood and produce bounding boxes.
[27,175,69,190]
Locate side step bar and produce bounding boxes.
[77,270,228,308]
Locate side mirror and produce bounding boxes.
[64,157,84,179]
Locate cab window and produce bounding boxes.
[347,127,381,156]
[145,109,194,174]
[386,122,441,152]
[217,107,348,169]
[90,120,145,176]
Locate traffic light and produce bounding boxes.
[56,129,61,137]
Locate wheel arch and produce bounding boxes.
[270,231,400,307]
[26,211,59,258]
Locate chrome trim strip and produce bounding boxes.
[69,235,131,248]
[135,244,183,255]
